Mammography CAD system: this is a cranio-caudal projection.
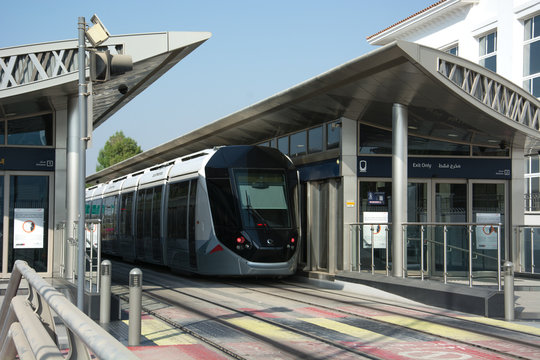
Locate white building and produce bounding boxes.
[368,0,540,223]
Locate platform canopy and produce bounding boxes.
[0,31,211,128]
[87,40,540,185]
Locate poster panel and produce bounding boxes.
[14,208,44,249]
[363,212,388,249]
[475,213,500,250]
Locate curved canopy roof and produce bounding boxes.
[0,31,211,128]
[88,40,540,185]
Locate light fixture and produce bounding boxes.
[447,133,459,137]
[85,14,111,46]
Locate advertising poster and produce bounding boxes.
[14,208,44,249]
[363,212,388,249]
[476,213,500,250]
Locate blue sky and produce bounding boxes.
[1,1,436,173]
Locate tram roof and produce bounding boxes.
[87,40,540,185]
[0,31,211,129]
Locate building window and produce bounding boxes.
[308,126,323,153]
[524,15,540,97]
[444,44,459,56]
[327,121,341,150]
[277,136,289,155]
[6,114,53,146]
[479,31,497,72]
[289,131,307,157]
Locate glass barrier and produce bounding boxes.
[350,222,503,289]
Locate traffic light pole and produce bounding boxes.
[77,16,88,311]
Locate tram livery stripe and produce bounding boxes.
[373,315,492,341]
[457,316,540,336]
[124,319,196,345]
[299,318,395,343]
[226,318,305,340]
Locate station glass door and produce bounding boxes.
[0,173,53,277]
[306,179,342,272]
[433,181,468,274]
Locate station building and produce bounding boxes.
[88,39,540,280]
[1,1,540,289]
[0,30,211,277]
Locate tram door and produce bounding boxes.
[306,179,341,273]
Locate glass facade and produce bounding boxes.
[6,114,53,146]
[259,120,342,156]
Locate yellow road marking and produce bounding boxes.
[226,318,305,340]
[457,316,540,336]
[373,315,491,341]
[300,318,394,343]
[124,319,196,345]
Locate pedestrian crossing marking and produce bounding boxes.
[226,318,305,340]
[373,315,491,341]
[299,318,394,343]
[124,319,196,345]
[457,316,540,336]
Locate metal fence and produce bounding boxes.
[0,260,137,360]
[350,222,504,290]
[60,220,102,293]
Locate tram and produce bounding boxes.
[86,145,299,276]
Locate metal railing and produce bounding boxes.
[0,260,137,360]
[84,219,102,293]
[61,220,102,293]
[350,222,504,290]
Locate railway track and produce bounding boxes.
[110,262,540,359]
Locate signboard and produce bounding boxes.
[0,148,54,171]
[363,212,388,249]
[14,208,44,249]
[358,156,511,179]
[368,192,385,205]
[476,213,500,250]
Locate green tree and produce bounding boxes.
[96,131,142,171]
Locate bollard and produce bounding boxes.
[99,260,111,324]
[128,268,142,346]
[503,261,515,321]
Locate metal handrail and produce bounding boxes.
[0,260,138,360]
[349,221,504,290]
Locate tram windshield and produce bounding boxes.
[233,169,291,229]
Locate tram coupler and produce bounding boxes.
[129,268,142,346]
[99,260,111,324]
[503,261,515,321]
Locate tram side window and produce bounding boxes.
[91,199,102,220]
[189,181,197,241]
[142,188,153,238]
[136,190,145,240]
[152,186,162,240]
[119,192,134,237]
[167,182,189,241]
